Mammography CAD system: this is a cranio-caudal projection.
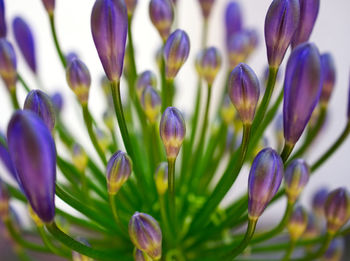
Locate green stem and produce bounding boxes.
[280,142,295,163]
[293,233,333,261]
[49,14,67,68]
[159,194,173,244]
[201,19,208,48]
[282,240,296,261]
[161,52,167,112]
[82,104,107,165]
[168,157,176,232]
[109,194,128,237]
[17,73,31,93]
[37,226,71,258]
[127,16,137,94]
[10,88,20,109]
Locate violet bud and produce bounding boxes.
[320,53,336,106]
[129,212,162,260]
[291,0,320,49]
[0,133,18,181]
[134,248,153,261]
[154,162,168,195]
[7,111,56,223]
[197,47,222,85]
[66,59,91,105]
[198,0,215,20]
[220,95,236,126]
[137,71,157,99]
[65,52,79,64]
[106,150,132,195]
[125,0,138,17]
[72,144,88,173]
[274,114,284,152]
[287,206,308,241]
[284,159,310,203]
[228,63,260,124]
[312,187,329,217]
[41,0,55,15]
[283,43,322,145]
[0,39,17,91]
[51,92,64,114]
[163,29,190,80]
[225,1,242,42]
[141,86,161,124]
[159,107,186,160]
[0,0,6,37]
[265,0,300,68]
[0,179,9,220]
[149,0,174,41]
[245,29,259,55]
[227,31,250,70]
[303,213,319,239]
[194,50,205,77]
[24,90,56,132]
[324,187,350,234]
[248,148,284,220]
[323,238,345,261]
[91,0,128,82]
[12,17,37,74]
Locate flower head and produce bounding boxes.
[312,187,328,217]
[136,70,157,99]
[320,53,336,106]
[198,0,215,20]
[287,205,308,241]
[141,86,161,124]
[51,92,64,114]
[41,0,55,15]
[66,51,79,64]
[196,47,222,85]
[154,162,168,195]
[284,159,309,203]
[225,1,242,42]
[125,0,138,16]
[0,39,17,91]
[149,0,174,41]
[0,132,18,181]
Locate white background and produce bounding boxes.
[1,0,350,227]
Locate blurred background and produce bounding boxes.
[0,0,350,259]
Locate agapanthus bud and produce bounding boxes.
[66,59,91,105]
[12,17,37,74]
[0,179,9,220]
[134,248,153,261]
[245,29,259,55]
[66,51,79,64]
[0,39,17,91]
[283,43,322,145]
[274,114,284,152]
[324,188,350,234]
[0,0,7,37]
[312,187,328,217]
[51,92,64,114]
[137,71,157,99]
[287,206,308,241]
[159,107,186,160]
[125,0,138,16]
[41,0,55,15]
[163,29,190,80]
[24,90,56,132]
[248,148,284,220]
[265,0,300,68]
[225,1,242,42]
[0,133,18,181]
[149,0,174,41]
[284,159,309,203]
[91,0,128,82]
[291,0,320,49]
[72,144,88,172]
[198,0,215,20]
[106,150,132,195]
[103,110,114,131]
[197,47,222,85]
[228,63,260,124]
[227,32,250,69]
[129,212,162,260]
[220,95,236,125]
[303,213,319,239]
[194,50,205,77]
[323,238,345,261]
[7,111,56,223]
[141,86,161,124]
[320,53,336,106]
[154,162,168,195]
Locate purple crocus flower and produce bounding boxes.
[291,0,320,49]
[248,148,284,220]
[287,205,308,241]
[149,0,174,41]
[225,1,242,42]
[0,132,18,181]
[320,53,336,106]
[0,39,17,91]
[163,29,190,80]
[228,63,260,124]
[12,17,37,74]
[283,43,322,145]
[265,0,300,68]
[7,110,56,223]
[0,0,7,38]
[284,159,309,203]
[129,212,162,260]
[198,0,215,20]
[91,0,128,82]
[41,0,55,15]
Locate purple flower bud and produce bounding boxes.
[149,0,174,41]
[65,51,79,64]
[7,111,56,223]
[324,187,350,234]
[320,53,336,106]
[198,0,215,20]
[125,0,138,16]
[66,59,91,105]
[287,205,308,241]
[91,0,128,82]
[303,213,319,239]
[265,0,300,68]
[284,159,309,203]
[24,90,56,132]
[0,0,7,38]
[163,29,190,80]
[0,133,18,181]
[196,47,222,85]
[159,107,186,160]
[291,0,320,49]
[228,63,260,124]
[72,144,88,172]
[106,150,132,195]
[274,114,284,152]
[129,212,162,260]
[312,187,328,217]
[225,1,242,42]
[154,162,168,195]
[227,32,250,69]
[12,17,37,74]
[51,92,64,114]
[245,29,259,54]
[137,71,157,99]
[220,95,236,126]
[41,0,55,15]
[134,248,153,261]
[194,50,205,77]
[323,238,345,261]
[0,39,17,91]
[248,148,284,220]
[141,86,161,124]
[283,43,322,145]
[0,179,9,220]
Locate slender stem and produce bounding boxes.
[293,233,333,261]
[17,73,31,93]
[109,194,128,237]
[280,142,295,163]
[201,19,208,48]
[282,240,296,261]
[159,194,173,243]
[127,16,137,96]
[168,157,176,232]
[82,104,107,165]
[49,14,67,68]
[161,53,167,112]
[166,79,175,107]
[10,88,20,109]
[37,226,71,258]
